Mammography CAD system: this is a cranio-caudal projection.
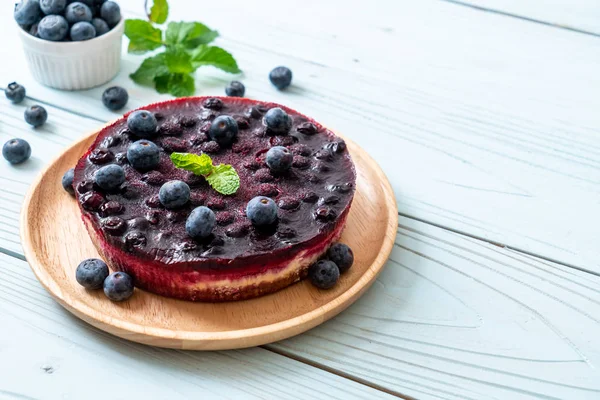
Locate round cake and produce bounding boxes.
[73,97,356,301]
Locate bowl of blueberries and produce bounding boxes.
[14,0,123,90]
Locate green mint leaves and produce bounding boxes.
[125,0,240,97]
[170,153,240,195]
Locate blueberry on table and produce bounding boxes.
[2,138,31,164]
[264,107,292,134]
[103,271,134,301]
[62,168,75,195]
[24,105,48,127]
[159,180,190,209]
[246,196,278,226]
[225,81,245,97]
[5,82,26,104]
[91,17,109,36]
[38,15,69,42]
[209,115,238,146]
[100,1,120,27]
[14,0,42,26]
[127,139,160,170]
[186,206,216,239]
[40,0,67,15]
[70,21,96,41]
[102,86,128,110]
[65,2,93,24]
[75,258,109,289]
[127,110,158,138]
[269,66,293,90]
[308,260,339,289]
[327,243,354,274]
[266,146,293,173]
[94,164,125,191]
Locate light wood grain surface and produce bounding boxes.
[1,0,599,398]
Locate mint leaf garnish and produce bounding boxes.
[154,73,195,97]
[148,0,168,24]
[165,22,218,49]
[164,48,193,74]
[206,164,240,196]
[170,152,213,176]
[191,45,241,74]
[124,19,163,54]
[130,53,168,86]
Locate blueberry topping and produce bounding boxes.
[233,115,250,129]
[186,206,216,239]
[76,180,94,194]
[102,86,128,111]
[70,20,95,41]
[159,121,183,136]
[62,168,75,195]
[94,164,125,191]
[269,66,293,90]
[257,183,279,197]
[315,148,333,161]
[312,161,329,172]
[91,17,109,36]
[203,98,223,110]
[297,122,318,135]
[128,217,149,231]
[101,135,120,148]
[301,191,319,203]
[177,115,198,127]
[209,115,238,146]
[127,110,158,138]
[145,194,161,208]
[206,197,226,210]
[246,196,278,226]
[290,144,311,156]
[154,112,165,120]
[270,135,297,147]
[5,82,26,104]
[325,139,346,154]
[189,192,206,206]
[125,231,146,250]
[14,0,42,26]
[216,211,234,226]
[276,227,296,239]
[89,148,113,164]
[80,191,104,210]
[3,138,31,164]
[101,216,126,235]
[201,141,220,153]
[247,105,268,119]
[254,168,274,183]
[319,195,340,205]
[76,258,109,289]
[314,206,336,221]
[127,140,160,170]
[200,110,217,121]
[225,81,245,97]
[328,243,354,274]
[308,260,339,289]
[160,137,187,153]
[99,0,120,27]
[65,2,93,24]
[159,180,190,209]
[292,155,310,169]
[226,222,251,238]
[103,271,134,301]
[99,200,123,217]
[265,146,293,173]
[264,107,292,134]
[40,0,66,14]
[114,152,128,164]
[140,171,164,186]
[330,182,354,193]
[24,105,48,127]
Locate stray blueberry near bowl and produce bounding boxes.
[269,66,292,90]
[65,2,93,24]
[70,21,96,41]
[209,115,238,146]
[94,164,125,191]
[40,0,66,14]
[308,260,340,289]
[264,107,292,134]
[38,15,69,41]
[14,0,42,26]
[266,146,293,173]
[100,1,120,27]
[225,81,245,97]
[5,82,26,104]
[127,139,160,170]
[76,258,109,289]
[24,105,48,127]
[127,110,158,138]
[91,17,109,36]
[328,243,354,274]
[186,206,216,239]
[102,86,128,110]
[246,196,278,226]
[159,180,190,209]
[62,168,75,195]
[103,271,134,301]
[2,138,31,164]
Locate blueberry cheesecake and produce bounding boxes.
[73,97,356,301]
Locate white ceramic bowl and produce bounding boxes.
[17,18,125,90]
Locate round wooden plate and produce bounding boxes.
[20,128,397,350]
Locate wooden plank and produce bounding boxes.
[1,0,599,271]
[0,251,394,400]
[270,216,600,400]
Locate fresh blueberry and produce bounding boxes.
[246,196,278,226]
[14,0,42,26]
[91,17,109,36]
[102,86,128,110]
[225,81,245,97]
[127,140,160,170]
[38,15,69,41]
[65,2,92,24]
[269,66,292,90]
[308,260,340,289]
[75,258,109,289]
[159,180,190,209]
[24,105,48,127]
[62,168,75,195]
[100,1,120,27]
[186,206,216,239]
[70,21,96,41]
[5,82,26,104]
[103,271,134,301]
[209,115,238,146]
[2,138,31,164]
[127,110,158,138]
[266,146,293,173]
[327,243,354,274]
[29,22,40,37]
[94,164,125,191]
[40,0,66,14]
[264,107,292,134]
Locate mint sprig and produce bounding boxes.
[125,0,241,97]
[170,153,240,195]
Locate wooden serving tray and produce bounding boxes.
[20,129,397,350]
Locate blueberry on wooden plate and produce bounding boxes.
[103,271,134,301]
[76,258,109,289]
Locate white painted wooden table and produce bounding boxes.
[1,1,599,399]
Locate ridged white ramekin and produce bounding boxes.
[17,18,125,90]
